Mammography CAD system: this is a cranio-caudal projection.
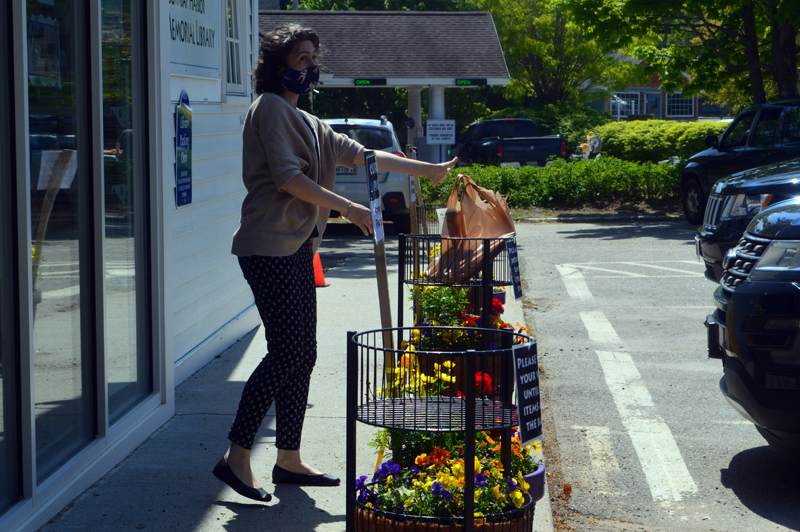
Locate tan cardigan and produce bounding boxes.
[231,93,363,257]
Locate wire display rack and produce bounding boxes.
[398,234,514,334]
[415,203,446,235]
[345,327,534,532]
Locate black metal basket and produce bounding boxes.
[346,327,534,531]
[400,234,512,289]
[348,327,526,432]
[415,203,446,235]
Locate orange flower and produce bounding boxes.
[415,454,430,467]
[485,434,496,445]
[490,459,504,471]
[429,447,451,468]
[512,447,524,459]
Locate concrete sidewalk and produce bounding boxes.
[38,229,553,532]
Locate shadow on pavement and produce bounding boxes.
[216,485,345,532]
[721,445,800,530]
[555,221,698,244]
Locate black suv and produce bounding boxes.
[695,159,800,282]
[706,198,800,459]
[681,100,800,224]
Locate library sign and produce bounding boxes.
[168,0,221,79]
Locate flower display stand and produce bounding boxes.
[398,234,513,339]
[345,327,538,532]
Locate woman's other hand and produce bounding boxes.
[425,157,458,186]
[345,202,374,236]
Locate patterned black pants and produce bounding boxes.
[228,241,317,451]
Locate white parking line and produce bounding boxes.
[580,310,622,344]
[555,265,593,301]
[618,262,703,275]
[596,349,698,502]
[572,265,647,277]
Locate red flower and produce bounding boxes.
[476,372,493,395]
[492,298,504,316]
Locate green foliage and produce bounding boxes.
[300,0,473,10]
[480,102,615,152]
[566,0,800,107]
[420,157,681,207]
[466,0,645,105]
[414,286,470,326]
[593,120,729,163]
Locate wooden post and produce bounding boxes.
[365,152,395,371]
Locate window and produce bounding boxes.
[721,111,757,148]
[611,92,639,119]
[666,93,694,117]
[225,0,244,95]
[751,108,783,148]
[783,108,800,143]
[0,0,21,512]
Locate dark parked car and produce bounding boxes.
[681,100,800,224]
[455,118,566,167]
[706,198,800,460]
[695,159,800,282]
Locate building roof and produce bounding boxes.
[258,11,510,88]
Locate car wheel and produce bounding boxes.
[391,213,412,235]
[682,178,706,225]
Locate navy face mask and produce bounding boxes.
[281,65,320,95]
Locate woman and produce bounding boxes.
[213,23,456,503]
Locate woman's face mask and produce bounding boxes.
[281,65,320,95]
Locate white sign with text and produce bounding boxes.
[426,119,456,145]
[168,0,221,79]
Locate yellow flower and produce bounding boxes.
[386,475,393,485]
[366,502,373,508]
[533,440,542,453]
[443,360,455,368]
[517,472,530,494]
[474,457,482,474]
[510,489,524,508]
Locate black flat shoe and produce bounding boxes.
[272,464,340,486]
[213,457,272,502]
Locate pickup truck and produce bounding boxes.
[455,118,567,167]
[680,100,800,224]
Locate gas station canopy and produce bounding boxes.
[258,11,510,88]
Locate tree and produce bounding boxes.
[565,0,800,107]
[299,0,472,10]
[465,0,643,106]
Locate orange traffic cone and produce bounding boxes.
[313,252,329,287]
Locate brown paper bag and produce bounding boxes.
[426,174,516,284]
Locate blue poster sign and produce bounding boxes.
[175,91,192,207]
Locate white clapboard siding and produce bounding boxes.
[174,279,254,359]
[171,101,253,363]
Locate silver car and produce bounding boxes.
[323,117,412,234]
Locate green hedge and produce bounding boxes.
[481,102,615,154]
[419,157,681,208]
[594,120,729,163]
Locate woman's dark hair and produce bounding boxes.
[253,24,322,95]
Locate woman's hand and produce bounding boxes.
[345,202,374,236]
[424,157,458,186]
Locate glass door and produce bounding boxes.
[102,0,152,423]
[1,0,21,511]
[27,0,94,481]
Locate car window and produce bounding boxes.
[332,126,393,150]
[783,108,800,143]
[481,121,538,139]
[751,108,783,148]
[721,111,757,148]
